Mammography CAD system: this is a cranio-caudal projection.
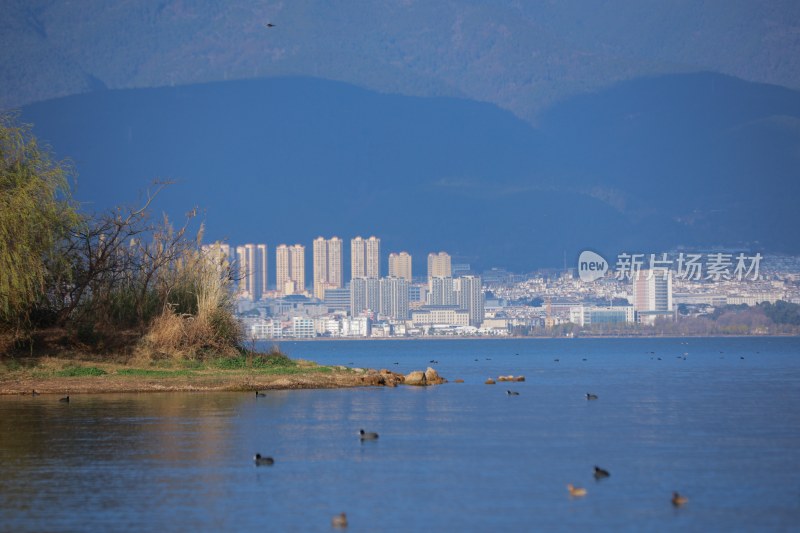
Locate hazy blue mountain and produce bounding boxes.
[20,73,800,272]
[3,1,800,124]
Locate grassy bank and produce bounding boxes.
[0,354,373,395]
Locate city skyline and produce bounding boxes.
[222,235,470,300]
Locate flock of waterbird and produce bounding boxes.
[251,415,378,529]
[38,347,702,528]
[246,349,694,527]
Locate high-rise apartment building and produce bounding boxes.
[429,276,456,306]
[351,236,365,279]
[380,276,409,320]
[256,244,268,299]
[235,243,268,300]
[313,236,343,300]
[275,244,290,295]
[289,244,305,293]
[632,269,673,324]
[351,235,380,280]
[458,275,484,327]
[276,244,305,296]
[366,236,380,278]
[427,252,452,280]
[388,252,412,281]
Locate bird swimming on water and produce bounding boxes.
[59,396,70,403]
[31,390,40,396]
[254,453,275,466]
[671,491,688,506]
[586,393,598,400]
[507,390,520,396]
[331,512,348,528]
[567,484,587,497]
[593,466,610,479]
[255,391,266,397]
[359,429,379,440]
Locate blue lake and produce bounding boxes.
[2,337,800,531]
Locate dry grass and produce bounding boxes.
[141,310,240,361]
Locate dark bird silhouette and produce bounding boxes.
[254,453,275,466]
[359,429,379,440]
[593,466,610,479]
[332,512,348,528]
[507,390,520,396]
[671,491,688,506]
[31,390,40,396]
[59,396,70,403]
[255,391,266,397]
[264,23,275,28]
[586,393,598,400]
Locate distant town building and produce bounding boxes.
[412,307,470,327]
[427,252,452,280]
[388,251,413,281]
[351,236,365,279]
[380,276,409,320]
[429,276,456,306]
[350,277,380,317]
[323,287,351,311]
[235,243,267,300]
[366,236,380,278]
[276,244,306,296]
[351,236,380,280]
[632,269,674,324]
[458,275,485,326]
[569,305,635,327]
[313,236,343,300]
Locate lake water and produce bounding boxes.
[1,337,799,531]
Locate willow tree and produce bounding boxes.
[0,114,78,331]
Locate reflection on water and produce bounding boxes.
[1,337,800,531]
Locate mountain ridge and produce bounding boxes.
[20,72,800,271]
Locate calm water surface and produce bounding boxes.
[2,337,800,532]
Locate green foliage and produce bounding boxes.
[0,114,79,328]
[760,300,800,326]
[211,350,297,370]
[116,368,195,377]
[55,365,107,377]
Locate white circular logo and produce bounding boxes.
[578,250,608,282]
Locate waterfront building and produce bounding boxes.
[412,307,470,327]
[569,305,635,327]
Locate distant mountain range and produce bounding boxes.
[3,1,800,124]
[20,73,800,272]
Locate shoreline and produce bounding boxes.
[0,356,401,396]
[263,333,800,342]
